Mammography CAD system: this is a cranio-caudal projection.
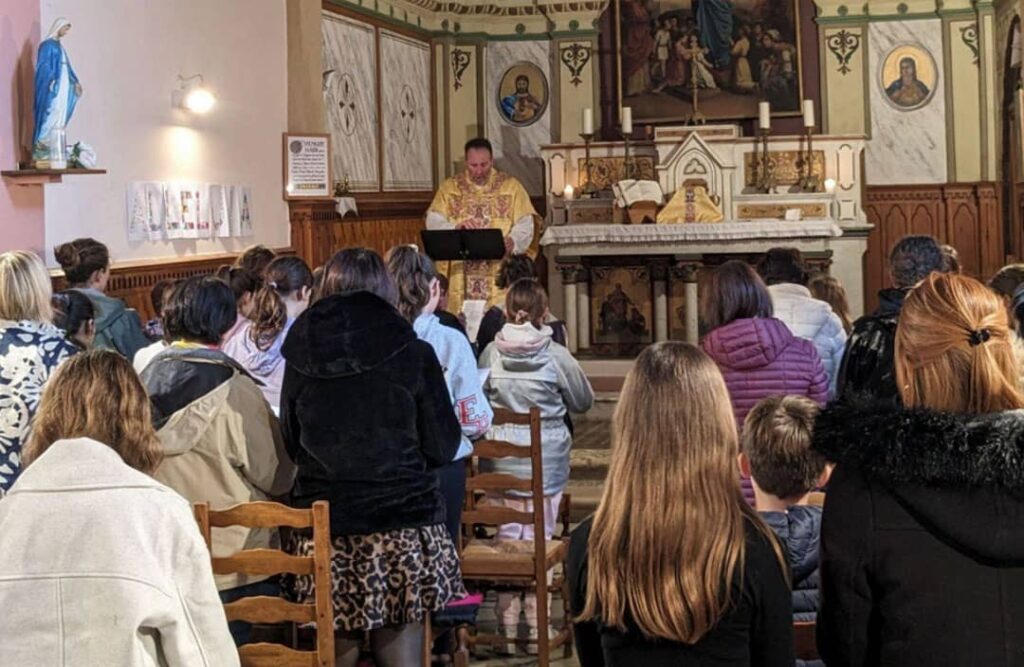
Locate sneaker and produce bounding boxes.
[525,626,561,655]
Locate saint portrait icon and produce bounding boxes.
[880,45,937,111]
[496,63,549,127]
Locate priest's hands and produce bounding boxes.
[456,220,486,229]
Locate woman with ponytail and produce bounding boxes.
[815,272,1024,666]
[222,257,312,412]
[386,245,492,542]
[477,278,593,653]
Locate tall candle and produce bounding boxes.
[582,108,593,135]
[758,101,771,131]
[564,184,575,200]
[802,99,815,128]
[621,106,633,135]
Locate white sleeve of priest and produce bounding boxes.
[426,211,454,230]
[510,214,534,253]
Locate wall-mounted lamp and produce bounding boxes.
[173,74,216,114]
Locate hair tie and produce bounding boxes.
[968,328,991,346]
[514,309,530,324]
[268,281,279,290]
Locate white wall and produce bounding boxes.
[40,0,289,265]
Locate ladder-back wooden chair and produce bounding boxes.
[459,407,573,666]
[194,500,334,667]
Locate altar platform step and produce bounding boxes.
[566,389,617,523]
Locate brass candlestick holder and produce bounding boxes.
[755,129,775,194]
[797,128,821,192]
[580,132,598,196]
[622,133,636,181]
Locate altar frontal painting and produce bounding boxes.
[616,0,804,122]
[590,266,652,356]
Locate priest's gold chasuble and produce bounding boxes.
[427,169,537,312]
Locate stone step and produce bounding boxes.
[570,447,610,481]
[565,479,603,523]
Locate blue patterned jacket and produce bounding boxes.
[0,320,77,491]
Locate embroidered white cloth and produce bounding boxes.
[335,196,359,218]
[540,220,843,246]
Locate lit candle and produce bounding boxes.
[564,184,575,200]
[621,106,633,135]
[582,108,593,135]
[824,178,837,194]
[803,99,815,128]
[758,101,771,131]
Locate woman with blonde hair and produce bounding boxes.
[0,350,238,665]
[815,272,1024,666]
[0,250,77,491]
[569,341,792,666]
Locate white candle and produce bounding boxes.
[824,178,837,194]
[621,106,633,135]
[582,108,593,135]
[564,184,575,200]
[758,101,771,131]
[803,99,815,128]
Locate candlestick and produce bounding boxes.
[582,108,593,136]
[755,128,775,194]
[621,106,633,135]
[758,101,771,131]
[798,127,821,192]
[622,134,635,180]
[580,132,597,196]
[802,99,815,129]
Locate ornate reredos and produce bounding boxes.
[656,132,734,211]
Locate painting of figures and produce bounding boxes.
[616,0,804,122]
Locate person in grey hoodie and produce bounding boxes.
[478,277,593,651]
[222,256,312,414]
[387,245,492,542]
[54,237,149,359]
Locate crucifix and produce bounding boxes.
[681,39,708,126]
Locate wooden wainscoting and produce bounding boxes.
[863,183,1003,312]
[289,197,427,268]
[51,247,294,322]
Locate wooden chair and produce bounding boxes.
[194,500,334,667]
[459,407,573,666]
[794,620,819,660]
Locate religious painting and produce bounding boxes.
[615,0,804,122]
[590,265,652,355]
[880,44,937,111]
[496,62,549,127]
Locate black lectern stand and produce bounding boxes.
[420,228,506,299]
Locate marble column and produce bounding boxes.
[557,261,585,354]
[577,279,591,351]
[674,262,701,344]
[652,265,668,342]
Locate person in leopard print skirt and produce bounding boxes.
[280,248,465,667]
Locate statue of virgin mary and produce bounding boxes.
[32,18,82,164]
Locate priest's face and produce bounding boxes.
[465,147,493,185]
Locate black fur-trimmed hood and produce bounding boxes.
[814,396,1024,563]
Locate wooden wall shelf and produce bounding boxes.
[1,168,107,185]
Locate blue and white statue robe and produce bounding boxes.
[32,28,79,158]
[694,0,734,70]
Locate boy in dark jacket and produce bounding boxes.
[740,394,829,622]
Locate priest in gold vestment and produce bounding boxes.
[426,138,538,313]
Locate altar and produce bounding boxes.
[538,126,870,357]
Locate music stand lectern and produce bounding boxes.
[420,228,507,300]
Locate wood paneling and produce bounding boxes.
[863,183,1003,312]
[51,248,294,322]
[290,200,425,268]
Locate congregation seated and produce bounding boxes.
[741,394,828,623]
[280,247,464,666]
[0,251,77,492]
[51,289,95,351]
[0,350,237,665]
[569,342,793,666]
[140,276,295,644]
[222,256,312,412]
[387,244,492,542]
[816,272,1024,665]
[701,260,828,504]
[757,247,847,395]
[54,237,150,358]
[836,234,945,400]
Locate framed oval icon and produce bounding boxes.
[496,62,549,127]
[880,44,938,111]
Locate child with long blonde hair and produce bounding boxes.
[570,341,792,666]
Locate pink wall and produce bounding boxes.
[0,3,43,254]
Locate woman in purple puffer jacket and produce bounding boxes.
[701,260,829,504]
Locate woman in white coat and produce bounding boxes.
[0,350,238,666]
